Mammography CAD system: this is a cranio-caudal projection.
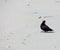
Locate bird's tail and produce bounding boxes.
[49,29,53,31]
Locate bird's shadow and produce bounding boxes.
[40,31,55,33]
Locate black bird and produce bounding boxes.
[40,20,53,32]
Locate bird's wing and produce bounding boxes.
[44,25,53,31]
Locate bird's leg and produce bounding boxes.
[44,31,48,32]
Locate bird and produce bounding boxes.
[40,20,53,32]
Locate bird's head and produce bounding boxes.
[42,20,46,24]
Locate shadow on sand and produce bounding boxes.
[40,31,55,33]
